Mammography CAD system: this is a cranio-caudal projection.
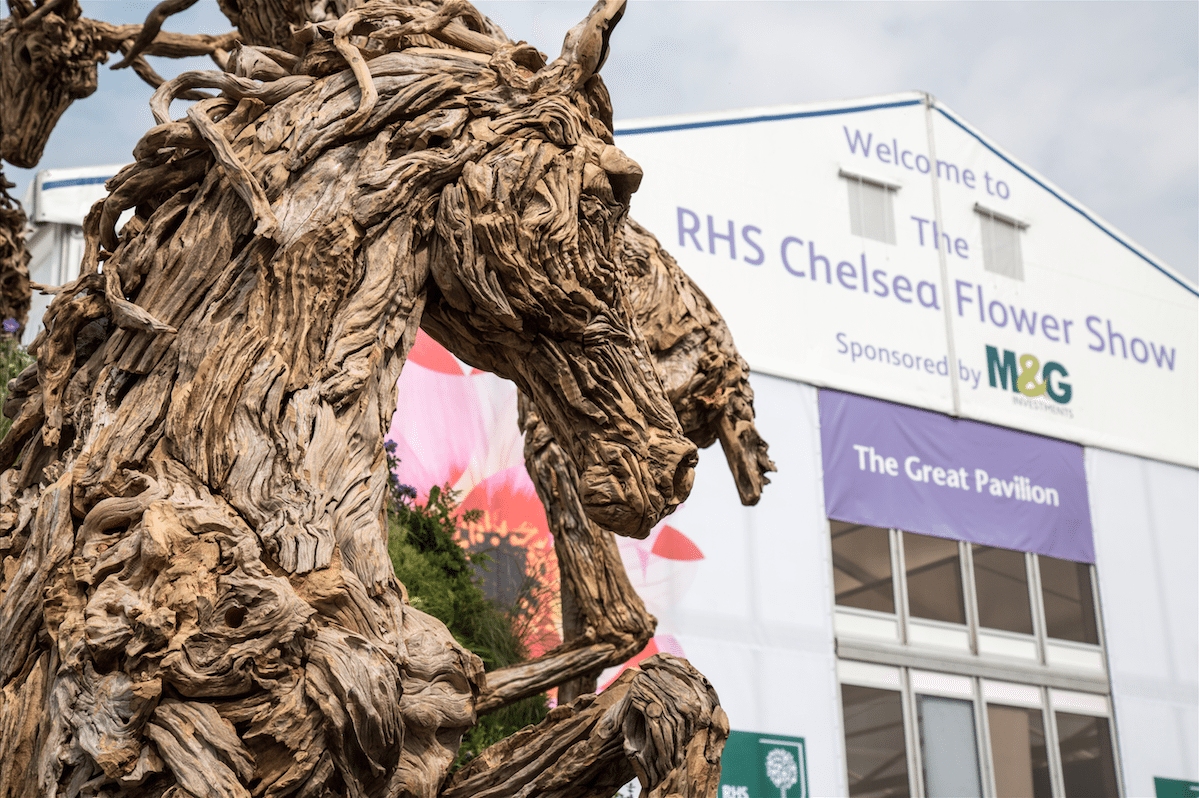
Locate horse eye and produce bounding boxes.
[583,163,615,202]
[599,145,642,204]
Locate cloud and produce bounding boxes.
[481,0,1195,280]
[9,0,1194,281]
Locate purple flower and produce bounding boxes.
[2,318,19,334]
[396,484,417,500]
[383,440,397,454]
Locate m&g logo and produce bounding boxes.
[986,345,1072,404]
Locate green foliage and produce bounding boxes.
[387,484,521,671]
[385,467,549,768]
[0,335,32,441]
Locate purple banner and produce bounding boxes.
[819,389,1094,563]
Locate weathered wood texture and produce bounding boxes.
[1,0,240,336]
[444,655,728,798]
[0,0,106,337]
[0,1,768,795]
[0,173,30,329]
[1,0,105,168]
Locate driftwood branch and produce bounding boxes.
[445,656,729,798]
[108,0,201,70]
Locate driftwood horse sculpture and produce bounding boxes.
[0,1,773,795]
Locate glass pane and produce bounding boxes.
[917,695,983,798]
[842,684,910,798]
[1056,712,1119,798]
[1039,556,1099,644]
[973,545,1033,634]
[832,521,895,613]
[987,704,1052,798]
[903,532,965,624]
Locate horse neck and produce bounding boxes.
[65,148,432,595]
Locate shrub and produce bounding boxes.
[0,332,32,441]
[384,446,549,768]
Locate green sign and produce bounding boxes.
[719,730,809,798]
[1155,776,1199,798]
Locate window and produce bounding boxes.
[1055,712,1119,797]
[973,545,1033,635]
[987,704,1051,798]
[843,683,910,798]
[903,532,965,625]
[843,170,898,244]
[1038,555,1099,645]
[917,694,983,797]
[832,521,895,613]
[832,524,1119,796]
[976,204,1027,280]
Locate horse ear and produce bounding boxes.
[555,0,626,84]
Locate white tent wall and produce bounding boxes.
[19,166,123,345]
[1088,448,1199,795]
[24,223,85,345]
[648,375,845,797]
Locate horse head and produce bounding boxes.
[49,0,692,578]
[418,0,697,539]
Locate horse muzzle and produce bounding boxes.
[578,434,698,539]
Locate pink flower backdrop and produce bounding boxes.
[389,331,705,677]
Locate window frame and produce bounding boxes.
[838,662,1123,798]
[829,523,1122,797]
[830,526,1109,669]
[975,203,1028,280]
[842,169,901,245]
[971,544,1035,638]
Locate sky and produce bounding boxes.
[7,0,1197,284]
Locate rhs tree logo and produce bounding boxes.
[765,748,799,797]
[719,730,808,798]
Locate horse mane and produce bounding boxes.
[6,0,621,537]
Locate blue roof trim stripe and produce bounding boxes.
[40,176,112,190]
[615,99,923,137]
[934,107,1198,298]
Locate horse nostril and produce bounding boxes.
[225,606,247,628]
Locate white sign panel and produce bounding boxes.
[616,93,1198,467]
